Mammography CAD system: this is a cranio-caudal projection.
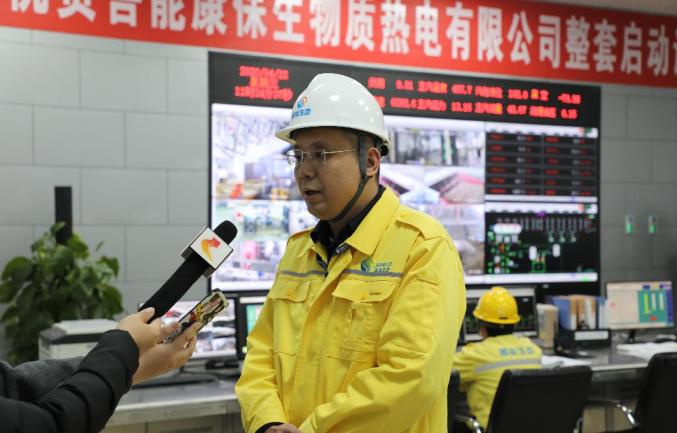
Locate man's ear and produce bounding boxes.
[365,146,381,178]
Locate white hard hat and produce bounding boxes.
[276,73,390,155]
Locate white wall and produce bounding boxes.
[1,26,677,358]
[0,28,211,359]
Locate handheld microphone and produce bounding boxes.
[139,220,238,321]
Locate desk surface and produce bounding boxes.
[584,347,647,371]
[109,380,239,426]
[108,346,649,426]
[582,347,647,382]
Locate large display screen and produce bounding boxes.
[209,53,600,292]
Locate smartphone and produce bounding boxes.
[163,290,229,343]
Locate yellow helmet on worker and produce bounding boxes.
[473,286,520,325]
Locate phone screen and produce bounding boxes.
[163,291,229,343]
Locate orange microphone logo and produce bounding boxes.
[201,237,221,262]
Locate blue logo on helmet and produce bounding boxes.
[292,96,312,119]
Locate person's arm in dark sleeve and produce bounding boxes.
[1,357,82,402]
[0,329,139,433]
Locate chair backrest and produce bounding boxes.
[486,366,592,433]
[634,352,677,433]
[447,369,460,433]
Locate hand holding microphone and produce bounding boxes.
[117,307,162,355]
[129,221,238,384]
[139,220,238,321]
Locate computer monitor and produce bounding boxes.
[140,298,237,361]
[235,295,267,360]
[606,281,674,330]
[463,287,538,343]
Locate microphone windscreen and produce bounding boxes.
[213,220,238,244]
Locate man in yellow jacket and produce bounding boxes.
[235,73,466,433]
[453,286,542,429]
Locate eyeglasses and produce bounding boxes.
[285,148,356,168]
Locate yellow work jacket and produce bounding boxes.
[235,188,466,433]
[454,334,543,429]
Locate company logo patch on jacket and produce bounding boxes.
[360,258,392,273]
[499,346,536,357]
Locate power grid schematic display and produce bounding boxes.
[485,211,598,282]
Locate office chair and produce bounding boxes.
[456,366,593,433]
[447,370,460,433]
[588,352,677,433]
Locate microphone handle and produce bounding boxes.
[139,253,207,321]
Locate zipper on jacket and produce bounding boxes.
[315,253,328,277]
[315,243,349,278]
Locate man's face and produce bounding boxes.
[292,127,361,221]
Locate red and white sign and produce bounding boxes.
[2,0,676,88]
[182,226,233,276]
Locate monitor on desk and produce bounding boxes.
[606,281,674,331]
[138,298,237,362]
[463,286,538,343]
[235,295,267,360]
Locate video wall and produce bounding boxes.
[209,53,601,293]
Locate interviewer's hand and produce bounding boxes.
[117,307,162,356]
[264,424,302,433]
[132,322,199,384]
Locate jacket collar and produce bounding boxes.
[296,187,400,258]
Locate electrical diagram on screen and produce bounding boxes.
[486,213,597,275]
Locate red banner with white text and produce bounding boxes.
[2,0,676,88]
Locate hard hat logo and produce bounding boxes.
[292,95,312,119]
[275,73,390,153]
[292,107,312,119]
